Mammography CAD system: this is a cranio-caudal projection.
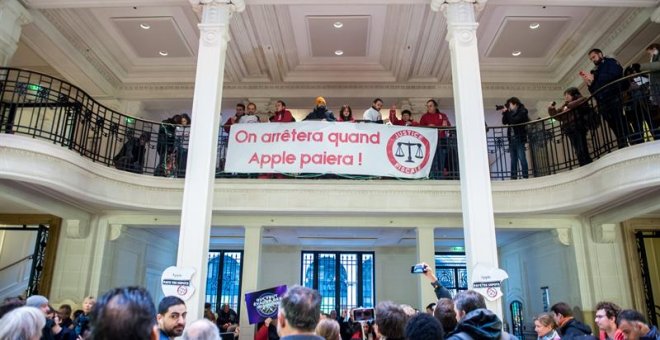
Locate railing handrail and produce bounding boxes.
[0,67,152,125]
[1,67,658,180]
[0,254,33,273]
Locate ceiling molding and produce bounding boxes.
[40,9,122,87]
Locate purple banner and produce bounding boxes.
[244,285,288,324]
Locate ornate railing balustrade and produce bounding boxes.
[1,67,658,180]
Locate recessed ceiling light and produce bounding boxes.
[512,50,522,57]
[529,23,540,30]
[333,21,343,28]
[334,50,344,56]
[140,23,151,30]
[159,51,169,56]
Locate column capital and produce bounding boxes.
[430,0,488,13]
[189,0,246,14]
[0,0,32,25]
[651,6,660,23]
[591,224,617,244]
[64,219,90,239]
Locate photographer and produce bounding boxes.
[548,88,593,166]
[500,97,530,179]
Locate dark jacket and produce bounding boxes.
[446,308,512,340]
[113,136,147,173]
[304,107,336,121]
[157,118,177,154]
[502,105,530,143]
[558,318,592,340]
[433,280,452,299]
[641,325,660,340]
[588,57,624,101]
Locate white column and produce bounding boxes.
[177,0,245,322]
[416,226,437,308]
[239,225,263,340]
[432,0,502,315]
[0,0,32,66]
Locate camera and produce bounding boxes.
[352,308,374,322]
[495,104,505,111]
[410,263,427,274]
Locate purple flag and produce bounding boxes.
[244,285,288,324]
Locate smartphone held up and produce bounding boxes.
[410,263,427,274]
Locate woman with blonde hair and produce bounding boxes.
[0,306,46,340]
[315,318,341,340]
[534,313,560,340]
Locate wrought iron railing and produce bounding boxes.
[1,67,658,180]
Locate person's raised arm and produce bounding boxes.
[421,262,452,299]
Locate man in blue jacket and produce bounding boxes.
[580,48,628,149]
[617,309,659,340]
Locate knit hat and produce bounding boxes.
[26,295,49,308]
[315,96,326,106]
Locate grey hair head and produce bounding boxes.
[0,306,46,340]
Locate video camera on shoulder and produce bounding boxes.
[496,104,506,111]
[352,307,374,322]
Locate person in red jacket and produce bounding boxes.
[419,99,451,179]
[270,100,295,122]
[389,105,418,126]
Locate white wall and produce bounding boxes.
[100,227,177,304]
[0,230,36,300]
[499,230,581,335]
[375,247,421,308]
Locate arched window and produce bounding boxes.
[510,300,524,339]
[302,252,375,314]
[206,251,243,314]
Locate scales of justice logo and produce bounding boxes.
[386,130,432,175]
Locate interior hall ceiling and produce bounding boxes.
[11,0,660,114]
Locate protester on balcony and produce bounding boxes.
[580,48,628,149]
[240,102,261,123]
[338,105,355,122]
[501,97,530,179]
[623,64,655,144]
[363,98,384,123]
[641,43,660,107]
[176,113,191,178]
[548,88,592,166]
[155,114,180,177]
[389,105,418,126]
[114,132,150,174]
[262,100,293,179]
[223,103,246,133]
[270,100,295,123]
[420,99,451,179]
[304,97,336,121]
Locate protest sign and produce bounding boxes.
[244,285,288,324]
[225,122,438,179]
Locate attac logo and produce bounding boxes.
[253,292,281,317]
[386,130,431,175]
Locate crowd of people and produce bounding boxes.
[1,263,657,340]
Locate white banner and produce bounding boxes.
[225,122,438,179]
